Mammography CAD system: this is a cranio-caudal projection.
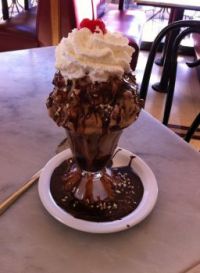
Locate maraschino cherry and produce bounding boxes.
[79,18,106,34]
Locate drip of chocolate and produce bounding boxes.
[46,72,142,134]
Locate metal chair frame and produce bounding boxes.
[139,20,200,141]
[184,112,200,142]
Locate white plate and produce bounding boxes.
[38,148,158,233]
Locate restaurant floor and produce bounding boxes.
[136,50,200,151]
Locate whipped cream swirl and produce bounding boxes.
[55,28,134,82]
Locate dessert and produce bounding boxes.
[47,19,143,222]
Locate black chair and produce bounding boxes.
[139,20,200,142]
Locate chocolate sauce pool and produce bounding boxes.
[50,155,144,222]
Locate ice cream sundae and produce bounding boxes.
[47,19,143,222]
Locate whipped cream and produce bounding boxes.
[55,28,134,82]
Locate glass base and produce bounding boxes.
[74,168,113,201]
[59,159,114,202]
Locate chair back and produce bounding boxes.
[36,0,52,46]
[139,20,200,126]
[36,0,97,46]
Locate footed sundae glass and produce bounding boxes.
[47,19,143,221]
[66,128,122,200]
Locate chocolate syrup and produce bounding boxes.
[50,155,144,222]
[47,73,141,134]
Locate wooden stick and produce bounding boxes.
[0,169,42,216]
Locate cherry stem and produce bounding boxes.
[91,0,95,20]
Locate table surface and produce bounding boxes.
[0,47,200,273]
[135,0,200,10]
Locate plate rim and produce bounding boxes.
[38,148,158,233]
